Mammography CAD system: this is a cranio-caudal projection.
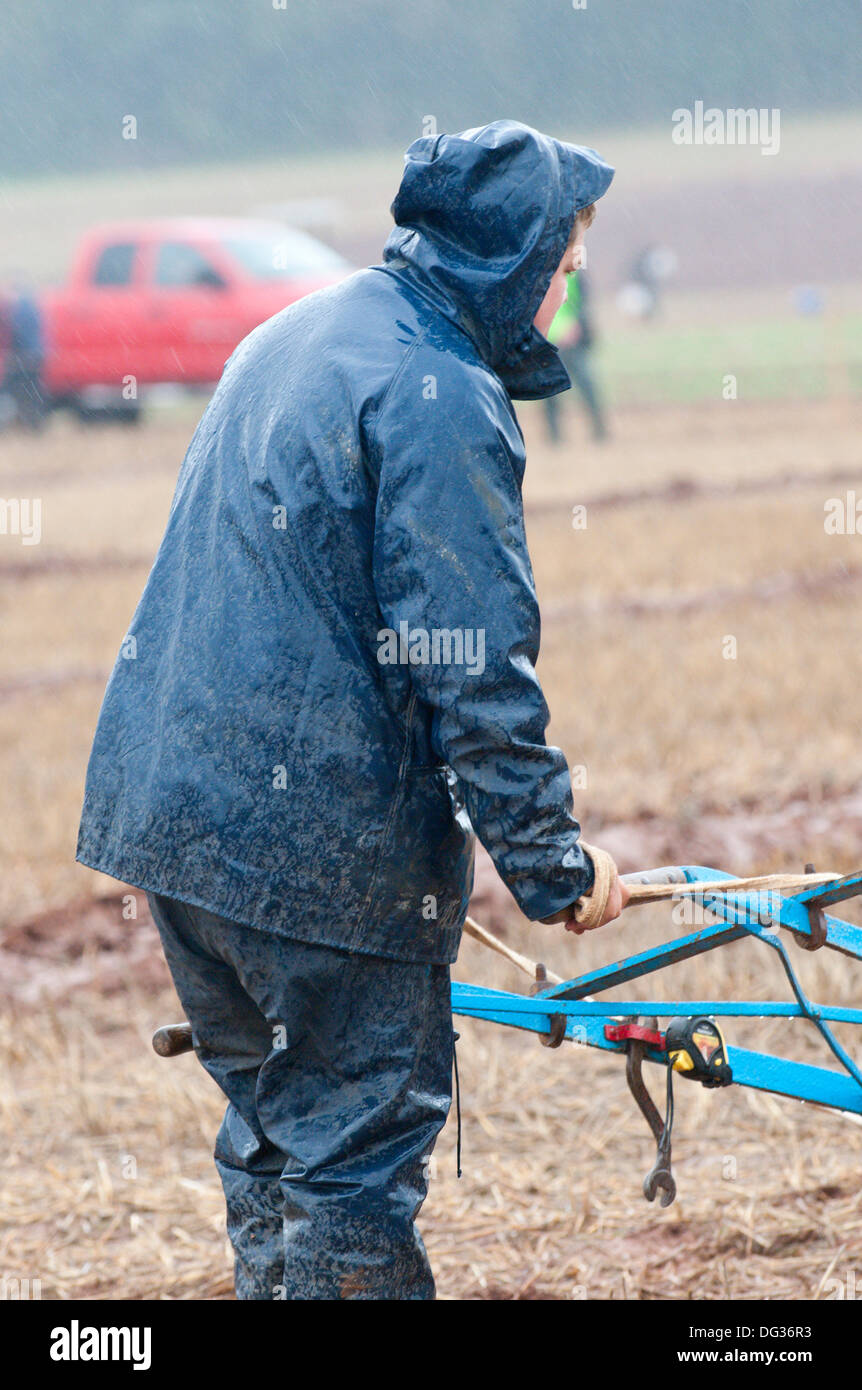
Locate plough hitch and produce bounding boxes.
[607,1015,733,1206]
[615,1017,676,1207]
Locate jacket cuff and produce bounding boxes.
[509,842,596,922]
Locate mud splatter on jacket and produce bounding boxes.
[77,121,614,963]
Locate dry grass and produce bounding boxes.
[2,913,861,1301]
[1,394,862,1298]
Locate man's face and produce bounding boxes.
[533,218,586,338]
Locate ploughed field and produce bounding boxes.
[2,393,862,1299]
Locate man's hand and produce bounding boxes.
[539,855,630,933]
[568,867,630,933]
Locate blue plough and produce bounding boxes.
[453,865,862,1204]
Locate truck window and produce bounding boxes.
[155,243,226,289]
[224,230,347,280]
[92,243,137,286]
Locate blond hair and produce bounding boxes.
[567,202,596,248]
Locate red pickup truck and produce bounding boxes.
[3,217,351,423]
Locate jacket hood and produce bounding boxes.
[381,120,614,399]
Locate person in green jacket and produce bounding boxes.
[543,269,607,443]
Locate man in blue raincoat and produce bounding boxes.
[77,121,625,1300]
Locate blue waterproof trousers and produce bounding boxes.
[148,893,454,1300]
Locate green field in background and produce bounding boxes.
[597,312,862,404]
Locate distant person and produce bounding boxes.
[544,269,607,442]
[1,279,46,429]
[77,121,628,1301]
[617,243,677,321]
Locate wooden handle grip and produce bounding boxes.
[152,1022,194,1057]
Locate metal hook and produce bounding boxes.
[624,1016,677,1207]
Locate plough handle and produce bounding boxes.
[621,866,688,886]
[152,1022,194,1057]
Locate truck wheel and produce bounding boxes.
[71,396,142,426]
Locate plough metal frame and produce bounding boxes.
[453,866,862,1139]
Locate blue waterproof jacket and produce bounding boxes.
[77,121,614,964]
